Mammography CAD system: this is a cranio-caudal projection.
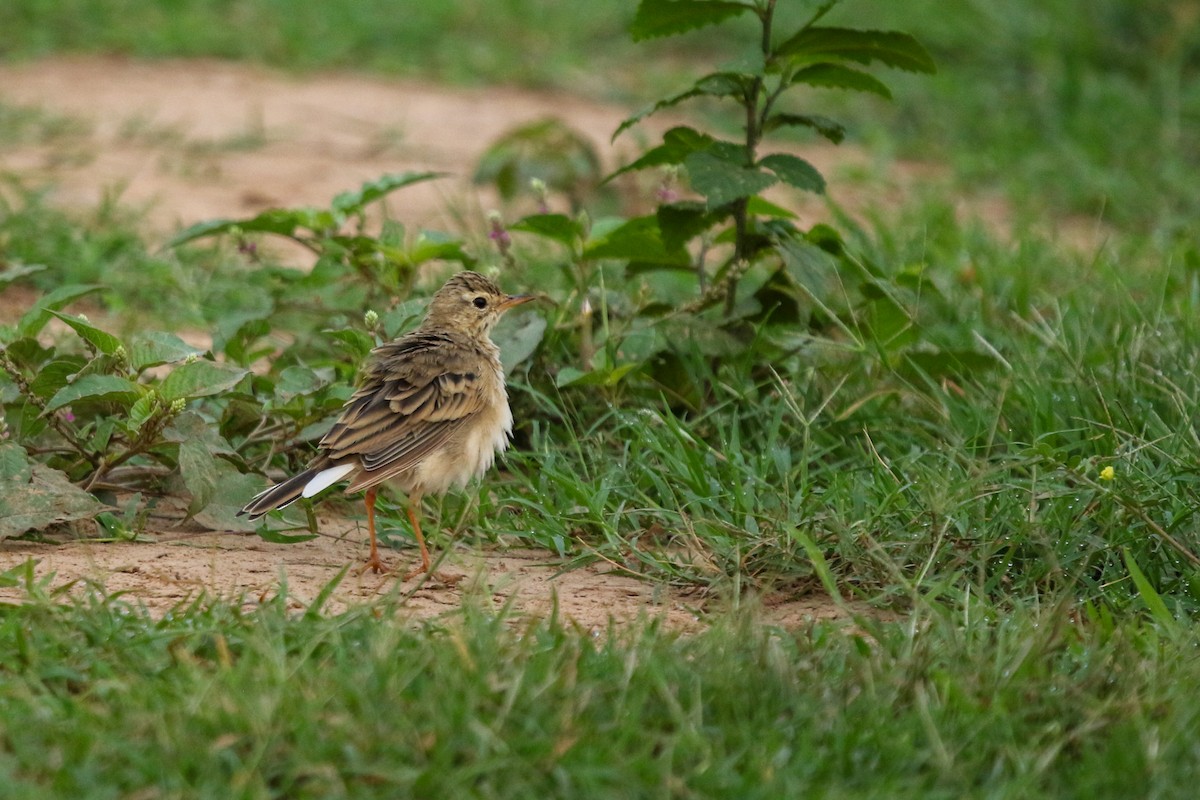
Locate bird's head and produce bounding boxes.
[422,271,533,337]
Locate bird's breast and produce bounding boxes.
[407,366,512,495]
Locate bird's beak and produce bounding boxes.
[498,294,535,311]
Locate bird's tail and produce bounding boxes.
[239,470,316,519]
[239,462,358,519]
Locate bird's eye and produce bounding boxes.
[473,296,488,309]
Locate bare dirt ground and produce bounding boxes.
[0,56,1010,627]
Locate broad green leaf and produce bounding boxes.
[0,442,106,539]
[48,310,123,355]
[331,171,444,215]
[759,153,826,193]
[583,215,690,266]
[274,365,329,403]
[167,217,244,248]
[169,207,338,248]
[511,214,585,247]
[684,151,778,208]
[127,331,203,371]
[763,112,846,143]
[631,0,754,41]
[127,392,159,432]
[403,235,474,267]
[158,359,249,402]
[656,202,726,251]
[46,374,142,411]
[164,411,236,458]
[192,461,262,532]
[326,328,376,361]
[0,441,32,481]
[789,63,892,98]
[27,356,87,400]
[180,437,218,513]
[775,27,937,74]
[16,284,105,339]
[495,311,547,375]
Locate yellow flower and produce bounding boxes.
[1099,466,1115,482]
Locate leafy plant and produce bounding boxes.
[170,171,475,302]
[494,0,941,406]
[610,0,935,312]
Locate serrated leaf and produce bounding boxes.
[606,126,716,181]
[759,153,825,193]
[48,310,123,355]
[613,72,756,141]
[330,171,444,215]
[789,63,892,98]
[583,215,690,265]
[775,27,937,74]
[763,112,846,143]
[46,375,142,411]
[631,0,754,41]
[684,151,777,208]
[0,442,106,538]
[510,214,585,247]
[16,284,105,339]
[158,360,249,402]
[656,202,727,251]
[127,331,203,371]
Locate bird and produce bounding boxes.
[239,270,534,576]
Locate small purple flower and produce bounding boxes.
[487,211,512,256]
[61,407,75,423]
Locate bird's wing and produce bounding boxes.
[317,332,490,481]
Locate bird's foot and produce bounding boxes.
[356,555,391,576]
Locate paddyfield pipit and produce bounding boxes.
[240,271,534,576]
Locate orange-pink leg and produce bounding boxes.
[359,487,387,575]
[403,492,432,579]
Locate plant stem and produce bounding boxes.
[725,0,776,317]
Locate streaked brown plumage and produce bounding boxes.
[240,271,533,575]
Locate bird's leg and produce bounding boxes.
[403,491,432,579]
[359,487,388,575]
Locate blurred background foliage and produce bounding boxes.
[2,0,1197,233]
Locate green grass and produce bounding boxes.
[2,577,1198,798]
[3,1,1200,795]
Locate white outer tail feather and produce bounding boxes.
[301,463,356,498]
